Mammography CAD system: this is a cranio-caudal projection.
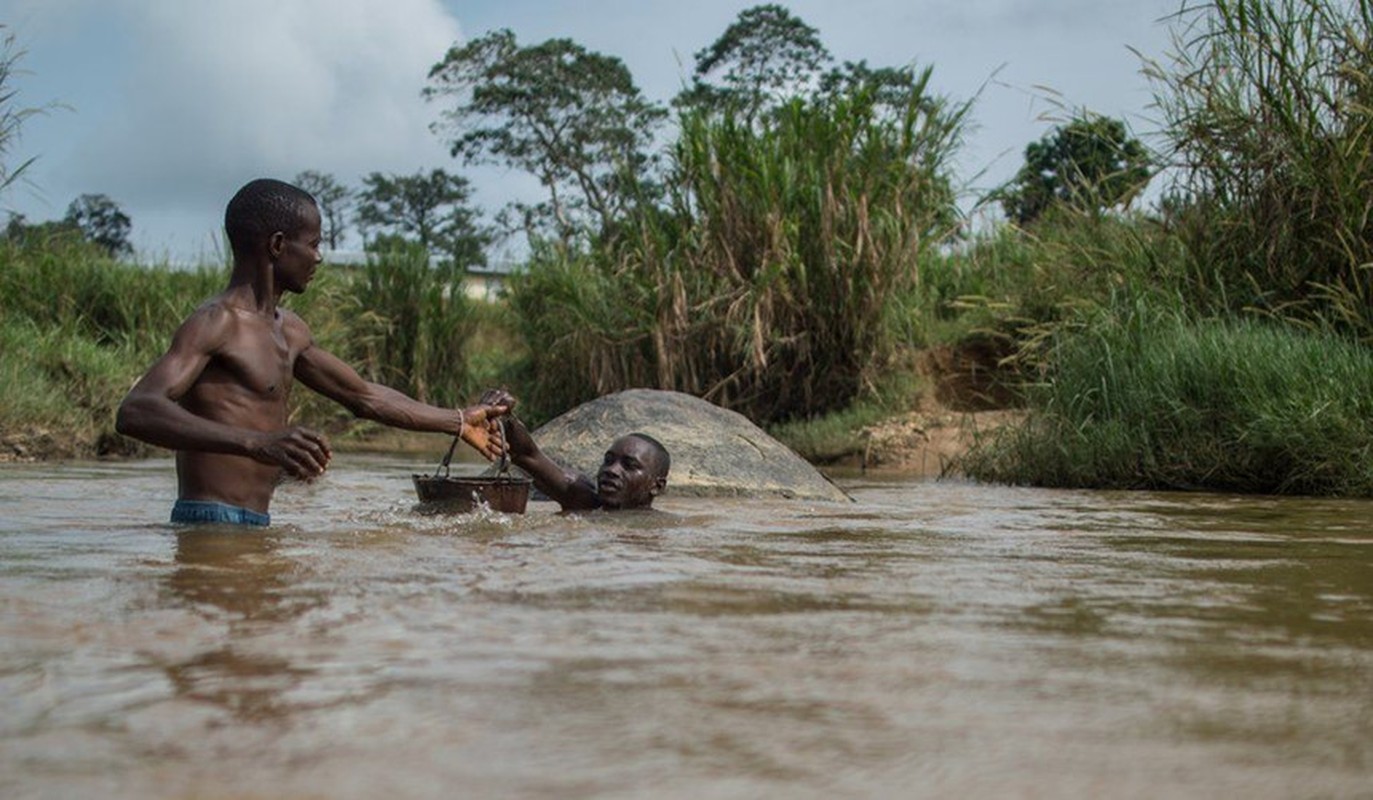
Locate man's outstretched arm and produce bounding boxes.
[294,334,509,459]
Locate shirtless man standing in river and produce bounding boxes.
[116,178,508,526]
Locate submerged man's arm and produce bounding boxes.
[482,391,600,511]
[292,325,508,460]
[115,304,332,480]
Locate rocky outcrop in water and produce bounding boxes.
[522,389,851,502]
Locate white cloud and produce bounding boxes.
[53,0,463,252]
[7,0,1183,258]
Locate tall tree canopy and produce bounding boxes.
[998,115,1152,225]
[293,170,352,250]
[676,4,832,120]
[425,29,666,243]
[355,169,487,267]
[64,193,132,257]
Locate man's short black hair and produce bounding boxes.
[627,432,670,479]
[224,178,317,257]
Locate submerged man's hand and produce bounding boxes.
[252,426,332,480]
[476,389,534,459]
[479,388,517,411]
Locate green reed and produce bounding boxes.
[0,238,223,452]
[1147,0,1373,333]
[913,208,1191,352]
[961,298,1373,495]
[0,316,124,452]
[508,75,970,425]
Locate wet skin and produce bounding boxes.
[596,436,667,509]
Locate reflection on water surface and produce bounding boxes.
[1,456,1370,798]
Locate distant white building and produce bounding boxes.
[322,250,518,302]
[462,261,517,301]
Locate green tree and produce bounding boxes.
[64,193,132,257]
[355,169,488,267]
[998,115,1152,225]
[293,170,352,250]
[676,4,832,120]
[424,29,666,243]
[819,61,935,119]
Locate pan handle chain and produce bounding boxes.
[496,417,512,477]
[434,433,460,478]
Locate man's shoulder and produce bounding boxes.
[276,306,314,345]
[192,296,229,316]
[170,295,260,353]
[172,295,238,336]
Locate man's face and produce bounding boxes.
[596,436,665,509]
[275,204,323,295]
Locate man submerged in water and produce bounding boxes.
[482,390,670,511]
[116,178,509,527]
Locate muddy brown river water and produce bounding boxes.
[1,455,1371,798]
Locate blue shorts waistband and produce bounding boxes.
[170,499,270,527]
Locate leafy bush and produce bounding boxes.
[962,300,1373,495]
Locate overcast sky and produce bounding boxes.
[4,0,1182,262]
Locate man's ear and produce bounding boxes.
[651,476,666,496]
[267,231,286,259]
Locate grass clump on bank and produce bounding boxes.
[0,317,134,455]
[0,237,223,456]
[948,0,1373,495]
[961,301,1373,495]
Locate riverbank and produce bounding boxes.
[1,321,1025,474]
[842,397,1022,477]
[0,390,1022,478]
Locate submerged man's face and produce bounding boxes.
[596,436,665,509]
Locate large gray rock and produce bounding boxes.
[521,389,851,502]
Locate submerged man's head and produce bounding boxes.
[596,433,670,509]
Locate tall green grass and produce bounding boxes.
[911,209,1191,353]
[1148,0,1373,332]
[961,299,1373,495]
[0,316,133,451]
[503,241,658,423]
[0,238,225,455]
[508,76,970,425]
[951,0,1373,496]
[330,244,477,407]
[0,236,225,350]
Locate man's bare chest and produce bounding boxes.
[209,315,298,398]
